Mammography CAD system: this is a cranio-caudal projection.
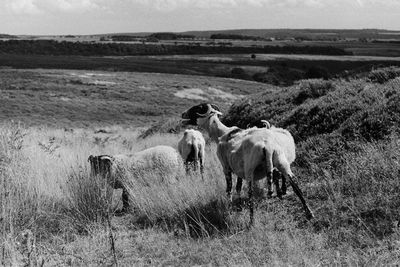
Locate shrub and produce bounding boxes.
[340,93,400,141]
[368,66,400,84]
[230,67,251,80]
[305,66,331,80]
[253,66,304,86]
[294,79,335,104]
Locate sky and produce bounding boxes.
[1,0,400,35]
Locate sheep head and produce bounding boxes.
[88,155,113,177]
[181,103,222,126]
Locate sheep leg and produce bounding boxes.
[235,177,243,195]
[224,171,233,200]
[273,169,283,199]
[184,161,191,174]
[199,157,204,180]
[248,180,254,226]
[121,188,130,212]
[280,171,287,195]
[266,171,273,198]
[193,160,198,172]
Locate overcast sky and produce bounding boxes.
[1,0,400,35]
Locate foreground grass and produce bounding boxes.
[1,121,400,266]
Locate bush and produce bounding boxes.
[340,94,400,141]
[294,79,335,104]
[253,66,304,86]
[230,67,251,80]
[305,66,331,80]
[368,66,400,84]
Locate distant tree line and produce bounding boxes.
[0,34,17,39]
[210,34,264,41]
[109,35,146,41]
[148,33,196,40]
[0,40,351,56]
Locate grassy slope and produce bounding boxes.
[0,68,269,127]
[2,68,400,265]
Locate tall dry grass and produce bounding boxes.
[1,121,400,265]
[0,123,237,264]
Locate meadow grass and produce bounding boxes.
[1,67,400,265]
[1,121,400,266]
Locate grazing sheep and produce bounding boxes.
[88,145,183,212]
[181,103,313,225]
[178,129,206,177]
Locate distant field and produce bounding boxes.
[1,54,400,87]
[0,68,270,127]
[149,53,400,62]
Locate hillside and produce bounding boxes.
[1,67,400,265]
[0,68,270,127]
[97,28,400,40]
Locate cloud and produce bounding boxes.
[1,0,104,15]
[132,0,400,10]
[4,0,41,15]
[130,0,336,11]
[2,0,400,16]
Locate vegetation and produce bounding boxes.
[367,66,400,84]
[210,33,263,41]
[0,39,351,56]
[2,52,400,88]
[1,64,400,265]
[223,70,400,142]
[0,68,262,127]
[148,32,195,40]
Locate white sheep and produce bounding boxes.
[178,129,205,177]
[181,103,313,225]
[88,145,183,212]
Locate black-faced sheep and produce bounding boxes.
[181,103,313,225]
[88,145,183,212]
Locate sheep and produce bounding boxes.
[88,145,183,213]
[247,119,271,129]
[178,129,206,178]
[181,103,313,225]
[247,119,289,197]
